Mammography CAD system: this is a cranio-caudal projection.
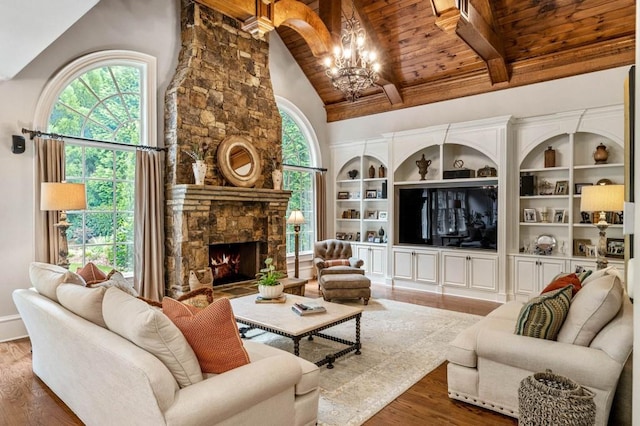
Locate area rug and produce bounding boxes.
[242,298,482,425]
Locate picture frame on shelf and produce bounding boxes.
[573,239,591,257]
[366,231,376,242]
[337,191,350,200]
[335,232,346,240]
[524,208,537,223]
[585,245,597,258]
[553,209,564,223]
[378,211,388,220]
[613,211,623,225]
[574,182,591,195]
[366,210,378,219]
[353,191,361,200]
[373,237,381,243]
[606,238,624,259]
[365,189,377,199]
[580,211,592,223]
[554,180,569,195]
[346,233,354,241]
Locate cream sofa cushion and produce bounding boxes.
[57,283,107,327]
[557,274,623,346]
[102,287,203,388]
[29,262,85,302]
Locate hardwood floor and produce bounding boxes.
[1,282,517,425]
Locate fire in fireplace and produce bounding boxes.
[209,242,260,286]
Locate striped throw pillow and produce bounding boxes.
[515,285,573,340]
[323,259,351,267]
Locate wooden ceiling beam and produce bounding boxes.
[273,0,333,57]
[352,0,403,105]
[434,0,509,85]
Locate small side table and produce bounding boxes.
[281,277,308,296]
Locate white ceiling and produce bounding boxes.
[0,0,100,80]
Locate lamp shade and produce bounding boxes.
[287,210,305,225]
[41,182,87,211]
[580,184,624,212]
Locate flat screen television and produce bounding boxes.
[397,184,498,250]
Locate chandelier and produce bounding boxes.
[324,12,380,102]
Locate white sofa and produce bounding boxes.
[13,263,320,426]
[447,271,633,425]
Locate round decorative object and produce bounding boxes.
[348,169,358,179]
[593,143,609,164]
[596,178,613,185]
[217,135,262,187]
[535,234,557,255]
[453,159,464,169]
[258,282,284,299]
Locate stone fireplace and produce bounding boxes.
[164,1,289,296]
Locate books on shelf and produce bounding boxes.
[255,294,287,304]
[292,302,326,316]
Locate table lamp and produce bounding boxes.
[41,182,87,269]
[287,210,305,278]
[579,184,624,269]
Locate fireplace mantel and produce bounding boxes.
[167,185,291,206]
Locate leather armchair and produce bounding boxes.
[313,239,364,280]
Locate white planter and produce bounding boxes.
[192,160,207,185]
[258,282,284,299]
[272,169,283,190]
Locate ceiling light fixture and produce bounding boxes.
[324,11,380,102]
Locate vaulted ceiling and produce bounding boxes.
[203,0,635,122]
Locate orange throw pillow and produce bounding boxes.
[76,262,108,286]
[541,273,582,296]
[162,297,250,374]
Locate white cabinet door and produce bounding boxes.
[442,252,467,288]
[468,254,498,291]
[393,248,414,280]
[415,249,438,284]
[513,257,538,296]
[369,245,386,277]
[355,245,369,271]
[538,258,566,292]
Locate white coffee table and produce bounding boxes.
[230,294,363,368]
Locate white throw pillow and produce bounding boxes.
[94,271,139,297]
[581,266,617,286]
[57,283,108,328]
[557,274,623,346]
[102,287,203,388]
[29,262,85,302]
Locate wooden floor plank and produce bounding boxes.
[1,281,517,425]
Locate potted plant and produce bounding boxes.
[255,257,284,299]
[183,142,209,185]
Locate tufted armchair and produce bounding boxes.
[313,239,364,280]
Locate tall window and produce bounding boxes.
[280,109,315,255]
[44,54,154,273]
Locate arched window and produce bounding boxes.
[278,99,319,256]
[39,51,157,273]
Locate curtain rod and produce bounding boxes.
[22,128,166,152]
[282,163,327,172]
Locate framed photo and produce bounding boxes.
[554,180,569,195]
[365,189,377,199]
[337,191,349,200]
[373,237,381,243]
[612,211,623,225]
[574,182,591,195]
[606,238,624,259]
[553,208,564,223]
[585,245,597,258]
[573,239,591,257]
[366,230,376,242]
[366,210,378,219]
[378,211,388,220]
[335,232,346,240]
[579,211,593,224]
[523,208,537,223]
[346,233,354,241]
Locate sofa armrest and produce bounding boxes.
[313,257,326,270]
[349,257,364,268]
[165,354,301,425]
[477,327,623,390]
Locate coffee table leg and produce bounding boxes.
[293,337,301,356]
[355,314,361,355]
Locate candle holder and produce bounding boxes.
[540,209,550,223]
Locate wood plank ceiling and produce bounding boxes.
[275,0,635,122]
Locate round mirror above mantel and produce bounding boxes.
[217,135,262,187]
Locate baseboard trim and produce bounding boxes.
[0,314,27,343]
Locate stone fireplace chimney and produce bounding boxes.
[164,1,289,296]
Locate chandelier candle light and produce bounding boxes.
[287,210,305,278]
[40,182,87,269]
[580,184,624,269]
[324,10,380,101]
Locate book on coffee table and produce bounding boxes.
[255,294,287,303]
[292,302,326,316]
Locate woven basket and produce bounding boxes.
[518,370,596,426]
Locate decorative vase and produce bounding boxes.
[544,146,555,168]
[368,165,375,178]
[593,143,609,164]
[416,154,432,180]
[348,169,358,179]
[379,165,386,178]
[258,282,284,299]
[192,160,207,185]
[272,169,283,190]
